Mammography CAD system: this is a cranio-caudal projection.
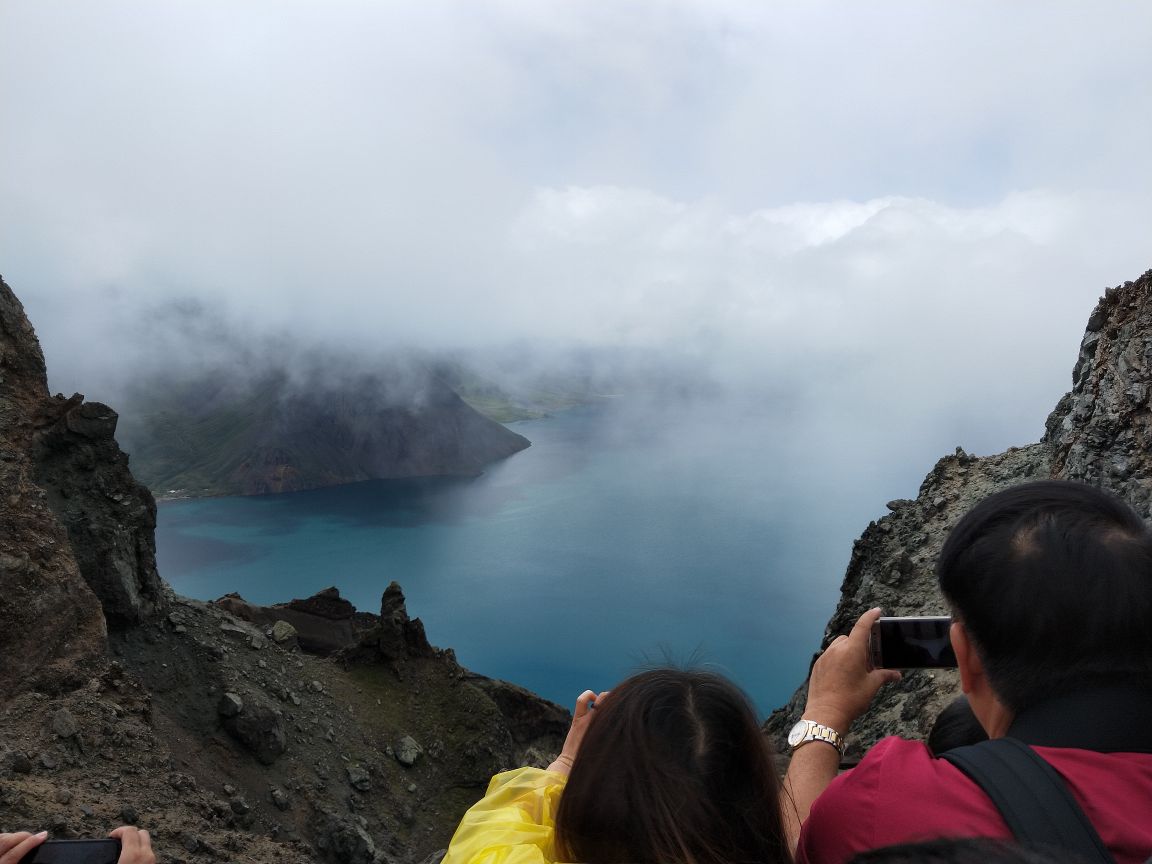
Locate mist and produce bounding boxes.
[3,1,1152,656]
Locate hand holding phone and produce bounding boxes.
[868,616,957,669]
[803,608,903,735]
[17,839,119,864]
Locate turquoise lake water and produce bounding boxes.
[155,401,857,713]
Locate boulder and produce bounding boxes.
[220,690,287,765]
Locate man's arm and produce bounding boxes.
[781,608,900,848]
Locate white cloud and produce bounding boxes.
[0,0,1148,461]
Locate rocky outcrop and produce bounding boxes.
[31,398,165,627]
[767,268,1152,755]
[339,582,439,666]
[1045,276,1152,515]
[1,275,164,634]
[112,586,568,861]
[214,587,378,655]
[1,278,109,694]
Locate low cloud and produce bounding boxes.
[0,0,1149,473]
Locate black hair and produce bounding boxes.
[937,480,1152,712]
[554,668,790,864]
[927,694,988,755]
[850,838,1094,864]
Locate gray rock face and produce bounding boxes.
[0,276,108,695]
[767,269,1152,755]
[32,398,166,627]
[1045,276,1152,517]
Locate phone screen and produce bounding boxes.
[869,616,956,669]
[20,840,120,864]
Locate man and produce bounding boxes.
[784,481,1152,863]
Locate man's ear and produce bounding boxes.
[951,620,984,695]
[951,620,1015,738]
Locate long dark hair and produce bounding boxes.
[554,668,791,864]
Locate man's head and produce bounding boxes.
[938,480,1152,714]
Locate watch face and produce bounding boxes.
[787,720,808,747]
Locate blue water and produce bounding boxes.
[155,401,854,713]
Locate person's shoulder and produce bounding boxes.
[842,735,936,780]
[800,737,1008,863]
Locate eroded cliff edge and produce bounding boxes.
[0,275,566,864]
[766,267,1152,756]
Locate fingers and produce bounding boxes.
[110,827,154,864]
[573,690,597,717]
[851,607,883,640]
[0,831,47,864]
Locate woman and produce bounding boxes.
[443,668,792,864]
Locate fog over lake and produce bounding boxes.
[4,2,1152,711]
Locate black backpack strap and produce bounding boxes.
[941,737,1114,864]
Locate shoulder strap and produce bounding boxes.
[941,737,1114,864]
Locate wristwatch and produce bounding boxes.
[787,719,845,756]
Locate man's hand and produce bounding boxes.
[782,608,902,851]
[547,689,609,777]
[804,607,901,733]
[0,832,47,864]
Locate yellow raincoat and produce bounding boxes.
[441,767,568,864]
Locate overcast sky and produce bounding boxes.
[2,0,1151,464]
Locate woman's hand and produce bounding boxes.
[547,689,609,777]
[804,607,901,733]
[0,832,47,864]
[109,827,155,864]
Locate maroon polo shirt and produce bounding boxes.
[796,736,1152,864]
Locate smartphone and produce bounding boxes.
[19,839,120,864]
[868,616,956,669]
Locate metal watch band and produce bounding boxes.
[794,720,845,756]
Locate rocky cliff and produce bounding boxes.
[766,268,1152,757]
[0,275,566,863]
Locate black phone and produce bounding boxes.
[19,839,120,864]
[868,616,956,669]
